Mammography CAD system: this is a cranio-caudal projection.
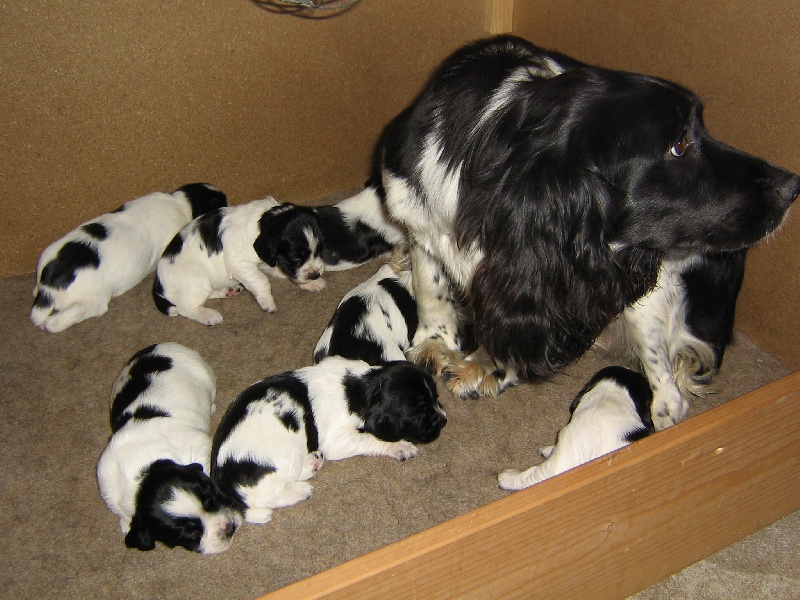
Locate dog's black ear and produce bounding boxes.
[253,206,288,267]
[125,522,156,551]
[362,403,403,442]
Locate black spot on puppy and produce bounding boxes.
[40,241,100,289]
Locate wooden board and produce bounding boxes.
[261,371,800,599]
[485,0,514,34]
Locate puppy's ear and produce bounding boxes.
[125,521,156,551]
[254,203,299,266]
[362,403,403,442]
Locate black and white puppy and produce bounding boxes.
[31,183,227,332]
[379,35,799,428]
[498,366,654,490]
[312,184,406,271]
[152,197,326,325]
[211,356,446,524]
[313,247,417,365]
[97,342,241,553]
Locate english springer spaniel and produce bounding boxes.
[211,356,446,524]
[97,343,241,553]
[313,184,405,271]
[313,245,417,365]
[31,183,227,332]
[378,35,799,429]
[152,197,326,325]
[498,366,654,490]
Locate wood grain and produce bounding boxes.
[261,371,800,599]
[485,0,514,34]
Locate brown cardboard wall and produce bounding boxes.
[514,1,800,369]
[2,0,484,276]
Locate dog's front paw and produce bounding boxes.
[407,338,463,377]
[299,279,326,293]
[652,391,689,431]
[386,440,418,461]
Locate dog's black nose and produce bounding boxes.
[778,173,800,206]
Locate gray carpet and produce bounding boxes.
[1,219,796,598]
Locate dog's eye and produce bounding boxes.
[670,135,691,157]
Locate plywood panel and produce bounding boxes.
[262,372,800,599]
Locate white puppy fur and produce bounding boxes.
[152,197,326,325]
[212,356,446,524]
[97,342,241,553]
[31,183,226,332]
[498,366,654,490]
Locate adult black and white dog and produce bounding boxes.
[378,35,800,429]
[97,343,241,553]
[498,366,654,490]
[211,356,446,524]
[152,197,326,325]
[31,183,227,333]
[313,245,417,365]
[313,184,406,271]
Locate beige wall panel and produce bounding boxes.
[514,1,800,369]
[2,0,485,277]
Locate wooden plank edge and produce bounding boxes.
[485,0,514,34]
[260,371,800,599]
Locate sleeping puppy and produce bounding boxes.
[152,197,326,325]
[212,356,446,524]
[31,183,227,332]
[313,246,417,364]
[498,366,654,490]
[312,183,406,271]
[97,342,241,553]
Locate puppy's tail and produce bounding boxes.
[151,274,177,316]
[30,285,56,328]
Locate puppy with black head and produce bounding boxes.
[312,183,405,271]
[498,366,654,490]
[313,245,417,365]
[152,197,325,325]
[31,183,227,332]
[212,356,446,524]
[97,342,241,553]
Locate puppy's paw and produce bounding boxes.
[209,285,244,299]
[386,440,418,461]
[244,507,274,524]
[254,294,277,313]
[497,468,524,491]
[299,451,325,480]
[283,481,314,505]
[539,445,555,459]
[184,306,224,326]
[299,279,326,293]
